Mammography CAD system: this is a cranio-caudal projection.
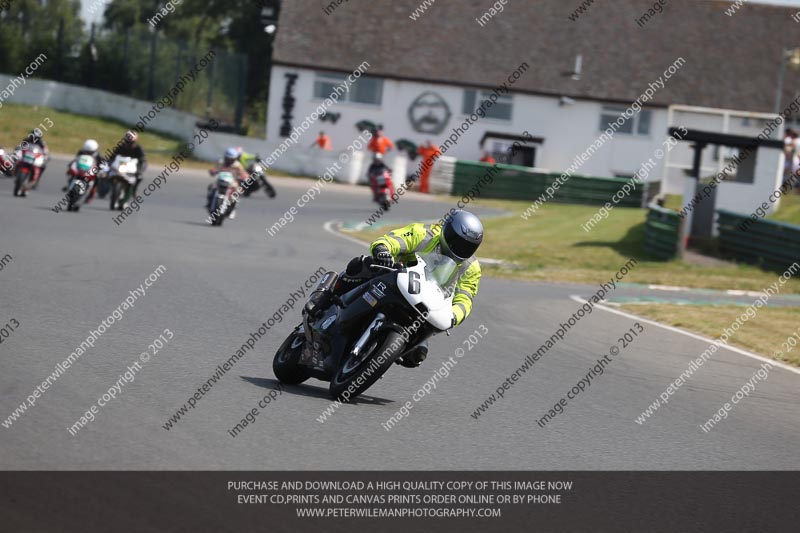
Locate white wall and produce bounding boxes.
[192,129,407,184]
[265,64,677,181]
[0,75,200,140]
[716,146,785,215]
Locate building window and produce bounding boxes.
[313,71,383,105]
[463,89,513,120]
[599,106,652,135]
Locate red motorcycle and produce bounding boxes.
[368,165,395,212]
[65,155,104,211]
[0,147,14,177]
[13,146,46,197]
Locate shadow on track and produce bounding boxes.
[240,376,396,406]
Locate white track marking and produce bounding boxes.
[569,295,800,376]
[323,220,369,247]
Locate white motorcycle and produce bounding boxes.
[108,156,139,210]
[273,248,457,400]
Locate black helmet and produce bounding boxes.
[440,210,483,261]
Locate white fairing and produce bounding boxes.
[397,251,457,331]
[110,156,138,183]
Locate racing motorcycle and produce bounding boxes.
[0,147,14,177]
[273,249,457,401]
[65,155,104,212]
[368,165,394,211]
[13,146,46,197]
[208,172,237,226]
[108,156,138,210]
[241,160,276,198]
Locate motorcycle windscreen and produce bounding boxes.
[419,249,458,296]
[77,155,95,172]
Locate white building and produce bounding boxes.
[265,0,800,214]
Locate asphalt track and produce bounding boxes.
[1,154,798,470]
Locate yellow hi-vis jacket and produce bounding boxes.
[371,222,481,326]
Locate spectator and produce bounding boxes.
[417,140,441,194]
[783,128,799,183]
[479,152,496,164]
[368,128,394,155]
[312,131,332,150]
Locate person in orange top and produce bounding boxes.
[479,152,496,164]
[417,140,442,194]
[368,128,394,155]
[312,131,332,150]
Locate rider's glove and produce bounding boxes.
[372,245,394,268]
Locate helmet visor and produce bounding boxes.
[442,224,479,260]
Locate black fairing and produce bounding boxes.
[301,271,435,379]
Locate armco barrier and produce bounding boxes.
[644,204,682,260]
[451,161,659,207]
[717,209,800,272]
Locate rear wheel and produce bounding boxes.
[329,330,405,401]
[273,327,311,385]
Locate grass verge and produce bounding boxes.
[0,103,223,170]
[768,194,800,226]
[348,197,800,293]
[618,303,800,367]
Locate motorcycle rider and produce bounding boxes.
[63,140,104,201]
[238,149,276,197]
[16,129,50,195]
[367,152,394,201]
[207,147,247,218]
[332,210,483,368]
[109,130,147,196]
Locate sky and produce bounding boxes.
[79,0,800,26]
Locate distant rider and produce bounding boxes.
[367,152,394,201]
[16,129,50,195]
[332,210,483,368]
[109,130,147,196]
[238,149,276,198]
[207,147,247,218]
[63,139,105,202]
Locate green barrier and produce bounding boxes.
[451,161,655,208]
[717,209,800,272]
[644,204,681,260]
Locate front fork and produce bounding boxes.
[351,313,385,357]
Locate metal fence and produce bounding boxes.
[644,204,682,260]
[451,161,659,207]
[717,209,800,272]
[59,26,247,131]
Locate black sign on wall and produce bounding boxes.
[279,73,299,137]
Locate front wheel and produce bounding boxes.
[109,181,119,210]
[273,327,311,385]
[329,330,405,401]
[14,170,27,196]
[263,179,276,198]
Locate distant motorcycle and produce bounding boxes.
[208,172,237,226]
[65,155,104,212]
[13,146,46,197]
[368,165,394,211]
[0,147,14,177]
[108,156,138,210]
[241,161,276,198]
